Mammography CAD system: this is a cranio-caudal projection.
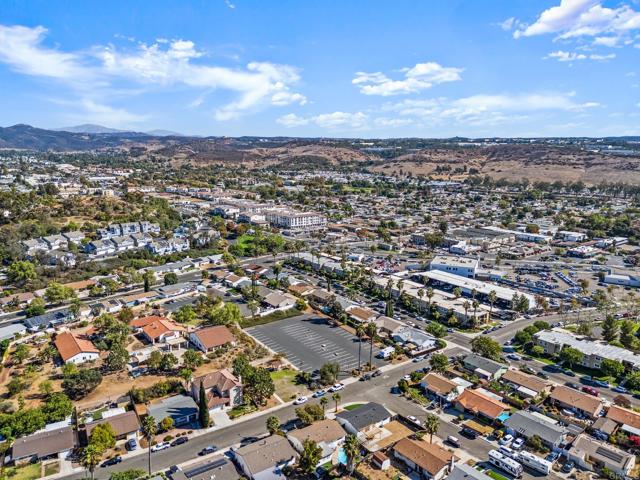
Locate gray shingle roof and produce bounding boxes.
[336,402,392,431]
[504,410,567,445]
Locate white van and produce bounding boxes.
[447,436,460,447]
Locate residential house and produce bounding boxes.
[335,402,393,442]
[130,316,186,346]
[0,292,35,309]
[346,305,377,324]
[190,370,242,413]
[461,354,507,380]
[54,331,100,365]
[189,325,236,353]
[147,395,198,427]
[61,279,96,299]
[262,292,297,312]
[288,283,315,297]
[83,411,140,444]
[566,434,636,478]
[0,323,27,342]
[503,411,568,449]
[21,238,48,255]
[455,389,510,422]
[61,231,85,245]
[233,434,298,480]
[155,282,196,298]
[606,405,640,437]
[500,369,552,399]
[24,309,74,332]
[131,232,154,248]
[447,463,494,480]
[85,239,116,256]
[374,316,405,338]
[392,439,455,480]
[111,235,136,252]
[392,327,437,355]
[42,234,68,251]
[548,386,604,419]
[139,221,161,234]
[119,222,141,235]
[11,426,76,465]
[170,456,240,480]
[286,419,345,467]
[420,373,465,403]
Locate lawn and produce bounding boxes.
[43,463,59,477]
[270,369,309,400]
[9,462,41,480]
[240,308,303,328]
[485,469,509,480]
[344,403,364,411]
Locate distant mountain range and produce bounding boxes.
[54,124,184,136]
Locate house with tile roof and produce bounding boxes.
[392,438,455,480]
[454,389,510,421]
[189,325,236,353]
[54,331,99,365]
[191,369,242,413]
[548,386,604,419]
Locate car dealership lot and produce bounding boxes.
[246,314,384,373]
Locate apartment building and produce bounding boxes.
[264,210,327,232]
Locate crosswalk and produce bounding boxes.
[247,321,382,373]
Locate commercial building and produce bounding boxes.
[534,329,640,370]
[264,210,327,233]
[429,255,479,279]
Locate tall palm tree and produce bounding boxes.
[417,288,424,312]
[463,301,470,325]
[472,300,480,327]
[366,322,377,370]
[356,324,366,373]
[344,434,361,475]
[424,414,440,444]
[320,396,328,414]
[81,445,102,480]
[141,415,157,476]
[332,392,341,413]
[488,290,497,320]
[427,287,434,306]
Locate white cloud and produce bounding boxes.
[224,0,236,9]
[593,36,619,47]
[499,17,517,31]
[0,23,306,123]
[277,111,368,129]
[515,0,640,42]
[352,61,462,96]
[544,50,615,61]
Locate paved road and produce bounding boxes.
[63,358,556,480]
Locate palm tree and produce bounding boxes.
[426,287,434,306]
[356,324,366,373]
[417,288,424,312]
[141,415,157,475]
[81,445,102,480]
[424,414,439,444]
[462,300,470,325]
[343,434,361,475]
[332,392,341,413]
[453,287,462,300]
[366,322,377,370]
[472,300,480,327]
[247,300,259,319]
[488,290,497,320]
[320,396,328,414]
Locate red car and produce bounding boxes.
[582,386,599,397]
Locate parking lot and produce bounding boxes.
[246,314,384,374]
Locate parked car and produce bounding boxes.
[565,382,580,390]
[563,369,576,377]
[446,436,460,447]
[613,386,628,394]
[519,365,535,375]
[582,386,599,396]
[562,461,575,474]
[511,438,525,450]
[152,442,170,452]
[101,456,122,467]
[460,428,478,439]
[506,353,522,361]
[407,415,422,427]
[312,389,326,398]
[171,437,189,447]
[499,434,514,445]
[546,452,560,463]
[402,374,411,381]
[125,439,138,451]
[593,380,609,388]
[371,369,382,377]
[536,371,550,380]
[329,383,344,392]
[198,445,218,456]
[360,374,372,381]
[294,396,308,405]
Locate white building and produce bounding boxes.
[429,255,478,278]
[265,210,327,232]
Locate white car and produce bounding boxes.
[151,442,170,452]
[294,396,308,405]
[407,415,422,426]
[512,438,525,450]
[499,434,514,445]
[329,383,344,392]
[402,374,411,381]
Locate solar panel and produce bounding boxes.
[595,446,624,464]
[185,458,227,478]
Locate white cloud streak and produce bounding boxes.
[352,62,462,96]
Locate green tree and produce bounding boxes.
[104,344,129,372]
[559,346,584,369]
[147,350,163,371]
[62,368,102,399]
[141,416,157,475]
[602,315,619,343]
[470,336,502,361]
[619,320,637,349]
[90,423,116,453]
[38,380,53,397]
[366,322,377,369]
[356,324,365,373]
[298,439,322,474]
[42,392,73,422]
[143,271,154,292]
[424,414,439,443]
[183,349,204,370]
[81,444,102,480]
[44,282,75,304]
[295,404,325,425]
[425,322,446,338]
[266,415,280,435]
[174,305,196,324]
[24,297,46,317]
[159,417,174,432]
[514,330,533,345]
[429,353,448,373]
[109,469,146,480]
[164,273,179,285]
[601,359,625,379]
[343,434,361,475]
[319,362,340,385]
[244,367,275,406]
[12,343,30,364]
[332,392,341,413]
[7,261,37,285]
[160,352,178,371]
[198,382,210,428]
[624,371,640,391]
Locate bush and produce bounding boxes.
[130,379,184,404]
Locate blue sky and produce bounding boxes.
[0,0,639,137]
